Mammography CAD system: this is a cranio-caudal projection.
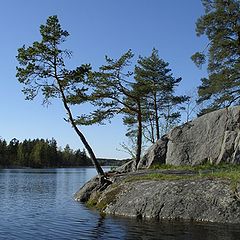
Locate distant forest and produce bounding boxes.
[0,137,92,168]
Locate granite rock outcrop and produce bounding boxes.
[138,106,240,168]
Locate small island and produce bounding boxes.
[1,0,239,239]
[75,106,240,224]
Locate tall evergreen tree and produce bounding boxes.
[135,48,187,142]
[192,0,240,114]
[30,140,44,168]
[122,80,145,167]
[0,139,7,166]
[16,16,104,176]
[8,138,19,165]
[76,50,145,168]
[0,137,90,168]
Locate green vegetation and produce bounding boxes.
[86,185,122,212]
[15,0,240,168]
[127,163,240,201]
[76,49,186,166]
[0,137,90,168]
[134,48,187,142]
[125,173,192,182]
[192,0,240,115]
[86,192,101,208]
[96,186,122,211]
[16,15,185,172]
[151,162,223,171]
[86,50,145,167]
[16,15,105,176]
[127,163,240,183]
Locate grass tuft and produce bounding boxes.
[129,163,240,183]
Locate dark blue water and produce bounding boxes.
[0,168,239,240]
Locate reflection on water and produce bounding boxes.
[0,168,239,240]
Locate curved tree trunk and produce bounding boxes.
[135,100,142,169]
[70,121,105,177]
[153,93,160,141]
[57,81,105,177]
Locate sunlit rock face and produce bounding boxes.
[139,106,240,168]
[137,136,168,169]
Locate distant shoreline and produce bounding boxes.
[0,159,128,170]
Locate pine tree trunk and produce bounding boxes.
[70,122,105,176]
[135,100,142,169]
[154,94,160,140]
[57,81,105,177]
[150,117,155,143]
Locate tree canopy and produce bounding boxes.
[16,15,105,176]
[73,49,185,167]
[16,15,190,166]
[192,0,240,114]
[81,50,145,168]
[0,138,90,168]
[135,48,187,142]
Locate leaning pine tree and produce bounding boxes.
[16,15,105,177]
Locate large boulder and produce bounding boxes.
[115,159,136,172]
[137,135,168,169]
[167,106,240,165]
[140,106,240,167]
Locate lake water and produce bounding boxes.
[0,168,239,240]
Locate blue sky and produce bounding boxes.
[0,0,207,159]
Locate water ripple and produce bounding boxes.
[0,168,239,240]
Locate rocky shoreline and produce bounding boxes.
[74,107,240,224]
[74,170,240,224]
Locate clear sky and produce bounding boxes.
[0,0,208,159]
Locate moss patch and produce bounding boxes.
[96,186,123,211]
[86,185,123,212]
[86,191,101,208]
[200,166,240,185]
